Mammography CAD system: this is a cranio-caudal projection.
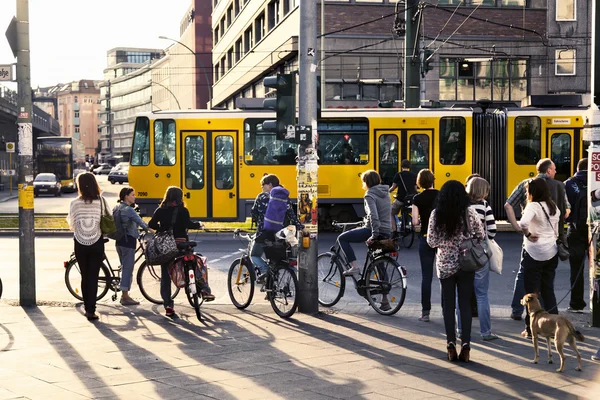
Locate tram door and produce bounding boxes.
[181,131,237,219]
[548,129,575,183]
[375,130,432,187]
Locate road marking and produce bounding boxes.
[211,250,242,263]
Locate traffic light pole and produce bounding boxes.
[297,0,319,314]
[16,0,36,306]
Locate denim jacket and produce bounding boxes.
[113,202,149,246]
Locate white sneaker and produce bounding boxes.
[343,266,360,276]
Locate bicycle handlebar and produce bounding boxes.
[332,220,364,230]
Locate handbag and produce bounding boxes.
[539,202,570,261]
[143,207,179,265]
[397,173,415,204]
[100,196,117,235]
[458,210,489,272]
[483,205,503,274]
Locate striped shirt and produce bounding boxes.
[470,200,497,239]
[67,197,102,246]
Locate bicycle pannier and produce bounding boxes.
[368,238,396,253]
[168,258,187,288]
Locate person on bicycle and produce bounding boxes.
[148,186,214,318]
[411,169,438,322]
[389,159,418,233]
[427,180,485,363]
[67,172,105,321]
[250,174,302,282]
[113,187,154,306]
[341,170,392,278]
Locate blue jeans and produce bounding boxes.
[116,245,136,291]
[418,235,435,314]
[250,241,268,274]
[338,227,372,263]
[457,264,492,336]
[510,250,526,316]
[161,263,174,308]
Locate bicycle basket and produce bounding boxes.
[263,241,288,263]
[368,238,396,253]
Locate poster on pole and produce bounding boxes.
[587,146,600,319]
[297,149,319,234]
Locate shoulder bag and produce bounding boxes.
[539,202,570,261]
[458,209,489,272]
[144,207,179,265]
[100,196,117,235]
[397,173,415,205]
[483,203,503,274]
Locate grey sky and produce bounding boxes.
[0,0,190,88]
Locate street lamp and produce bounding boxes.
[150,80,181,110]
[158,35,212,108]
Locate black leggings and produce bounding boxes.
[74,238,105,314]
[440,269,475,344]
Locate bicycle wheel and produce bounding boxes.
[136,261,180,304]
[317,253,345,307]
[227,258,255,309]
[269,265,299,318]
[401,210,415,248]
[65,259,110,301]
[365,256,407,316]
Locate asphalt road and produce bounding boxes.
[0,231,592,318]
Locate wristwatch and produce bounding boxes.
[525,232,532,238]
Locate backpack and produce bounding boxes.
[571,178,588,233]
[263,186,290,232]
[107,205,126,241]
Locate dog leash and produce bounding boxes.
[544,223,599,314]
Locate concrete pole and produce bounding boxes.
[590,0,600,328]
[297,0,319,314]
[404,0,420,108]
[16,0,36,306]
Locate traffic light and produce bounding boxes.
[263,73,296,140]
[421,48,434,77]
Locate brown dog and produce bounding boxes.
[521,293,584,372]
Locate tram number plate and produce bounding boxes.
[137,192,148,197]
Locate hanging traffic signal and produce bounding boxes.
[421,49,434,77]
[263,73,296,140]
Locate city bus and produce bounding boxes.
[35,136,86,192]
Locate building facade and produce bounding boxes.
[209,0,593,109]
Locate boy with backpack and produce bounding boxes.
[564,158,588,313]
[250,174,302,282]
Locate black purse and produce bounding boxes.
[458,210,489,272]
[539,202,569,261]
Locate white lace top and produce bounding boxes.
[68,197,102,246]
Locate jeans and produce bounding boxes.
[567,231,588,310]
[510,249,526,316]
[457,264,492,336]
[338,227,372,263]
[74,238,105,314]
[418,235,435,314]
[250,241,268,274]
[523,250,559,334]
[441,269,475,344]
[161,263,174,308]
[116,245,136,291]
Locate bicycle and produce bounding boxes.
[64,237,180,303]
[227,229,299,318]
[394,200,415,248]
[317,221,408,315]
[169,239,208,321]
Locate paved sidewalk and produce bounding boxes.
[0,300,598,400]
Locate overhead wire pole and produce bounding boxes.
[297,0,319,314]
[16,0,36,306]
[404,0,420,108]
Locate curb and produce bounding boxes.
[0,195,17,203]
[0,230,240,237]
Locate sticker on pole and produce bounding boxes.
[18,184,34,210]
[17,123,33,156]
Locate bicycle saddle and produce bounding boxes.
[176,241,197,249]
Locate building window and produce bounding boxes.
[214,26,219,44]
[220,57,226,76]
[283,0,291,15]
[214,63,220,81]
[220,17,225,35]
[556,0,575,21]
[244,26,253,53]
[255,12,265,43]
[74,96,78,103]
[74,111,80,118]
[227,4,233,27]
[556,49,576,75]
[235,38,243,62]
[234,0,240,15]
[227,48,234,69]
[268,0,280,31]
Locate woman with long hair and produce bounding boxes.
[519,178,560,337]
[411,169,438,322]
[148,186,212,318]
[67,172,105,320]
[427,180,485,362]
[113,187,153,306]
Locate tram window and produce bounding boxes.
[244,119,277,165]
[379,135,398,186]
[551,133,571,182]
[409,135,429,173]
[215,136,234,190]
[154,120,176,166]
[514,116,541,165]
[439,117,466,165]
[131,117,150,166]
[317,120,369,165]
[185,136,204,190]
